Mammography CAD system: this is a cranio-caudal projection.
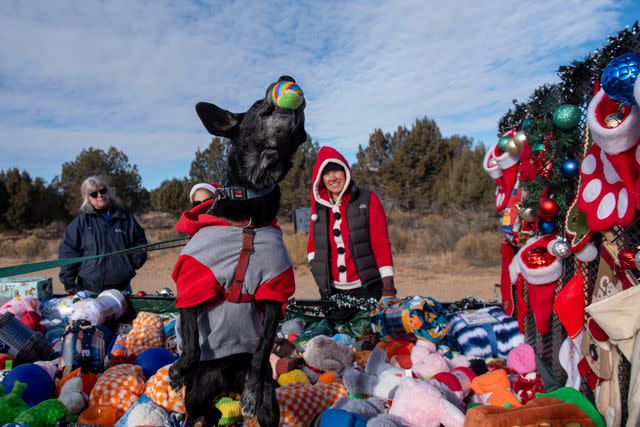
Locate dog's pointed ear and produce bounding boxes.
[195,102,244,137]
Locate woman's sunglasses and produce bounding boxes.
[90,188,108,198]
[192,197,213,207]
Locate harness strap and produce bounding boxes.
[226,226,256,303]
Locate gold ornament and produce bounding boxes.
[513,130,527,148]
[604,112,624,128]
[504,137,519,156]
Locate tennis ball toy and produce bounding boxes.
[271,80,304,110]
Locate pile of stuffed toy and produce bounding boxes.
[0,290,607,427]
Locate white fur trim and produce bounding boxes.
[332,279,362,290]
[483,145,502,179]
[509,255,521,285]
[493,144,519,170]
[307,251,315,262]
[312,158,352,208]
[516,235,563,285]
[311,213,318,222]
[575,242,598,263]
[379,266,394,278]
[587,89,640,155]
[189,182,218,200]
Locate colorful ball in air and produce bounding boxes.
[135,347,179,379]
[601,53,640,105]
[2,363,53,407]
[271,81,304,110]
[561,158,579,177]
[552,105,581,131]
[538,219,557,235]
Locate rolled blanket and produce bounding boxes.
[447,306,523,359]
[370,296,448,343]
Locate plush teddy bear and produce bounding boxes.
[303,335,353,382]
[388,377,465,427]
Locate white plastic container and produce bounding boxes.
[70,289,127,325]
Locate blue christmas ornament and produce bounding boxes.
[601,53,640,105]
[561,158,580,177]
[538,219,557,235]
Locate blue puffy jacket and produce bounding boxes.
[58,208,148,294]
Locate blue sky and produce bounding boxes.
[1,0,638,189]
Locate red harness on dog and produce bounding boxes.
[224,226,256,303]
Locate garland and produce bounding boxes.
[287,294,379,317]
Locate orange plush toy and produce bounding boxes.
[471,369,522,408]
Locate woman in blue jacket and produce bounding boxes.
[58,176,148,295]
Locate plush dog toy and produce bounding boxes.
[170,76,307,427]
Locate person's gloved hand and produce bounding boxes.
[381,276,397,298]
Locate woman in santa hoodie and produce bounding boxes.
[308,146,396,301]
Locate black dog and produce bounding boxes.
[170,76,306,426]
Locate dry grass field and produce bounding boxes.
[0,210,502,303]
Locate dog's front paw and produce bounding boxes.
[241,377,263,418]
[168,360,190,391]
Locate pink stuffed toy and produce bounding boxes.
[0,296,45,332]
[389,377,465,427]
[411,341,450,378]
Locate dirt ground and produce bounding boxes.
[1,249,501,303]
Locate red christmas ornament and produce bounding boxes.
[137,291,147,297]
[539,199,559,220]
[618,247,639,270]
[523,247,557,268]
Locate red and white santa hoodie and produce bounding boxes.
[307,146,393,291]
[172,201,294,360]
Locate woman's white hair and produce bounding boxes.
[79,176,123,213]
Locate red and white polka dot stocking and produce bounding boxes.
[577,89,640,231]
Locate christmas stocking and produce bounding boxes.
[500,239,517,316]
[510,234,563,334]
[577,89,640,231]
[483,142,519,212]
[554,271,585,340]
[565,129,598,262]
